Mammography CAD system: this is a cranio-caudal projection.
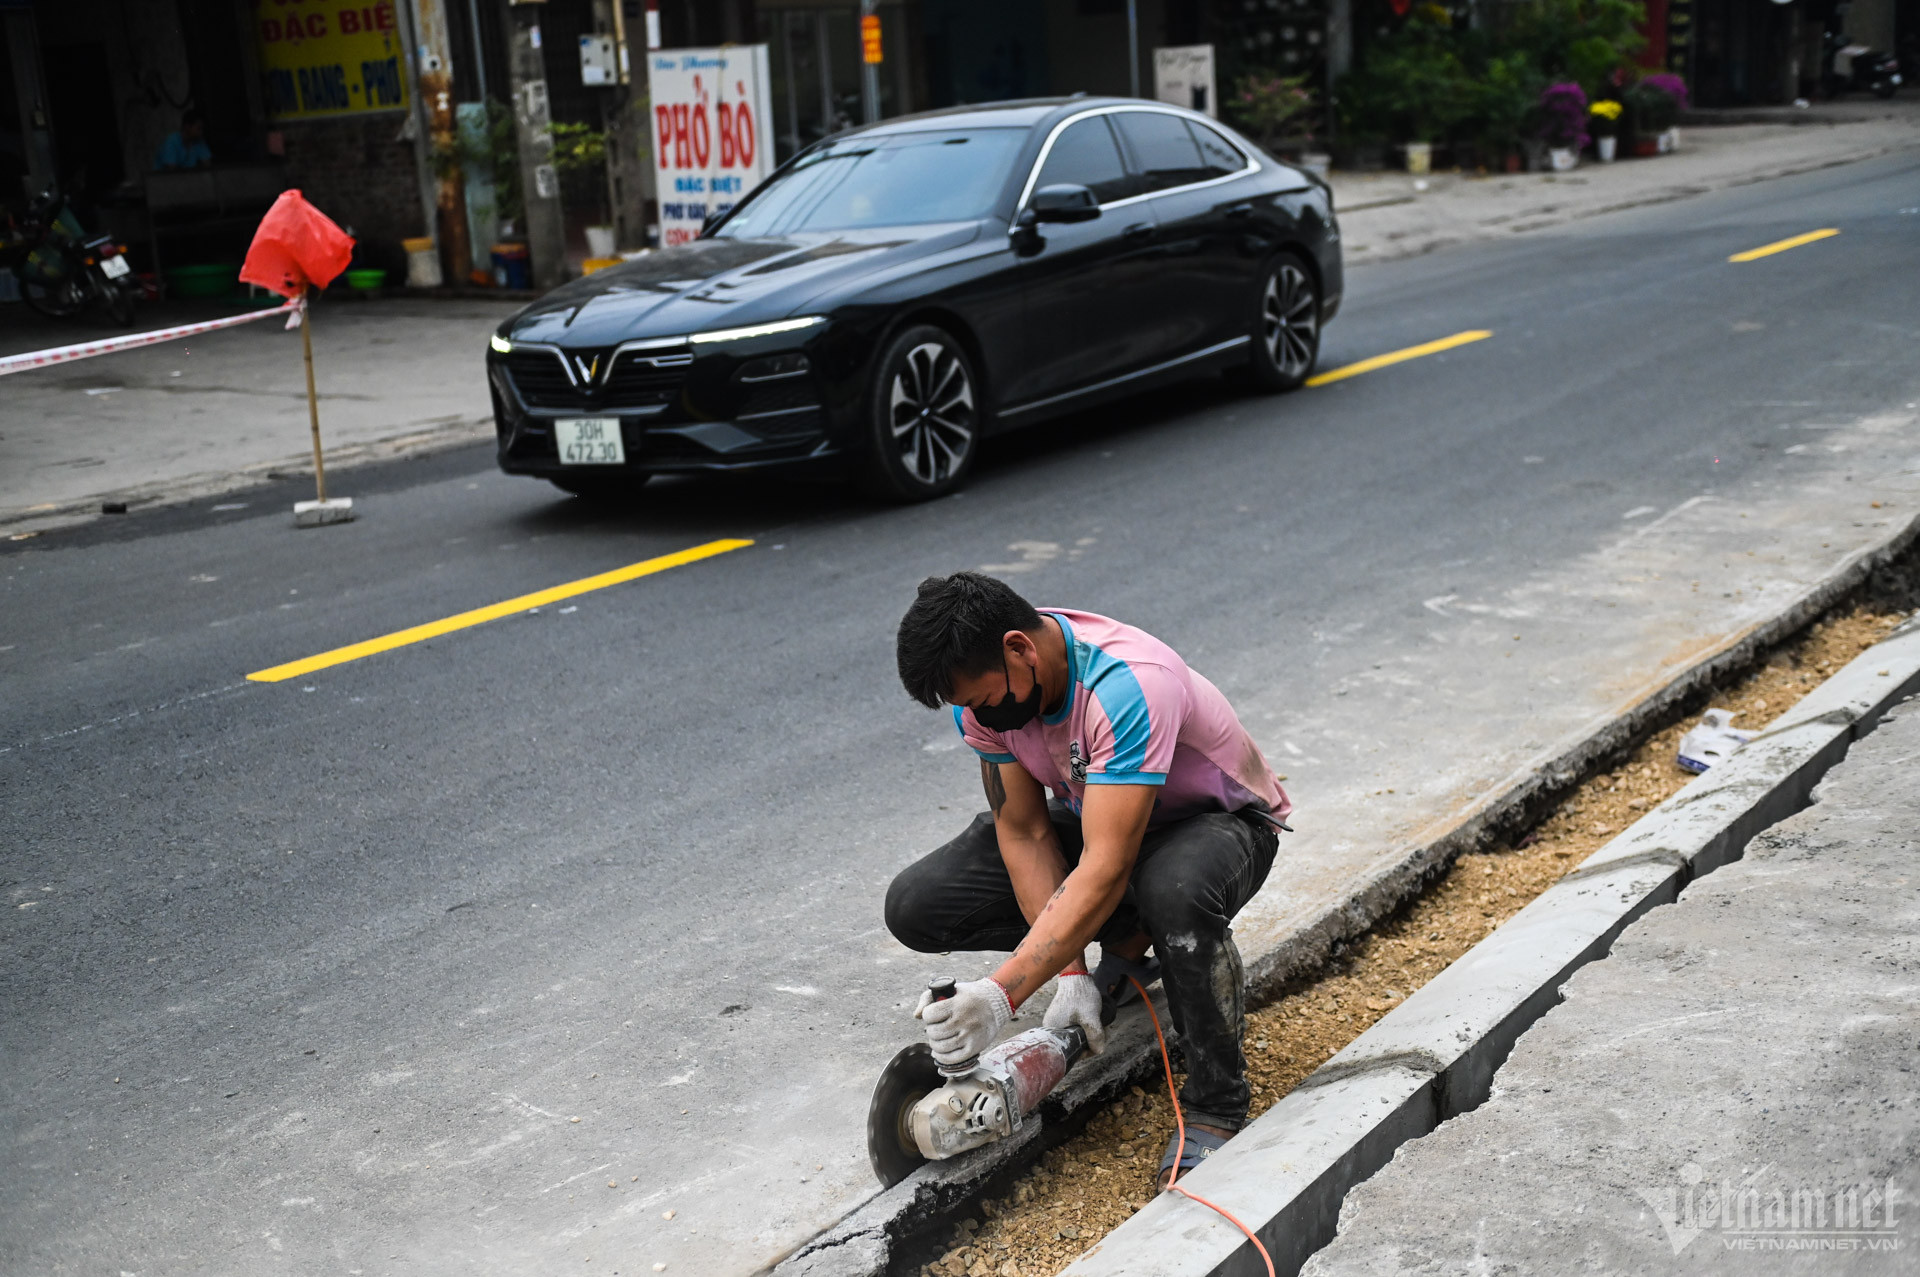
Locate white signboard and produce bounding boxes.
[650,46,775,247]
[1153,45,1218,118]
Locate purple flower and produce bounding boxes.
[1640,73,1690,110]
[1538,81,1590,150]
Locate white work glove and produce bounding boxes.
[915,978,1012,1069]
[1042,971,1106,1055]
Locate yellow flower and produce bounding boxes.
[1589,100,1624,121]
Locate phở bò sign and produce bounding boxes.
[650,47,774,247]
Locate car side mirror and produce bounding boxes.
[1029,183,1101,223]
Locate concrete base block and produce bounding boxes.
[293,497,355,527]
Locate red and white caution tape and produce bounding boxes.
[0,296,302,377]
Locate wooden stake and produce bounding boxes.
[300,290,327,503]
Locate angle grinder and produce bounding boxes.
[867,977,1090,1188]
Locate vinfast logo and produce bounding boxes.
[572,354,602,385]
[1637,1163,1905,1255]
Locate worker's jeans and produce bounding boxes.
[884,805,1279,1132]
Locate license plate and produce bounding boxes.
[100,254,130,279]
[554,417,626,465]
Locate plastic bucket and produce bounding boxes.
[402,236,442,288]
[491,243,531,290]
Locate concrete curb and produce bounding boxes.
[767,516,1920,1277]
[0,417,494,535]
[1334,135,1918,265]
[1059,615,1920,1277]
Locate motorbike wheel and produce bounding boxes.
[21,276,87,319]
[1872,78,1897,99]
[99,279,137,327]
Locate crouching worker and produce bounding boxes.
[885,572,1291,1186]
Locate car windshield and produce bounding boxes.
[715,128,1024,237]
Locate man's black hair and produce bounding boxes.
[896,572,1043,709]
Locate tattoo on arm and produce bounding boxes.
[982,760,1008,815]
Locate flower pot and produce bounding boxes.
[1404,141,1432,175]
[585,225,617,258]
[1632,136,1660,157]
[1548,146,1577,172]
[1596,135,1617,163]
[1658,127,1680,153]
[1299,151,1332,178]
[1504,152,1523,173]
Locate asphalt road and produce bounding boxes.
[4,150,1918,1277]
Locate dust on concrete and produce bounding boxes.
[912,605,1909,1277]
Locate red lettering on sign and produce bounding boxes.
[690,103,710,168]
[717,104,735,167]
[733,102,755,167]
[375,3,396,33]
[655,105,673,168]
[261,17,282,40]
[340,9,360,33]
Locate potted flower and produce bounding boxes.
[1641,73,1689,152]
[1625,76,1684,155]
[1232,73,1318,158]
[1588,99,1623,162]
[1537,81,1589,172]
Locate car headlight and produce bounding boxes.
[490,333,513,354]
[688,316,827,344]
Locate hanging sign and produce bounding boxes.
[253,0,410,119]
[1152,45,1217,117]
[650,46,775,248]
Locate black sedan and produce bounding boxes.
[488,96,1341,502]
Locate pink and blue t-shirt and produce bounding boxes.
[954,609,1291,828]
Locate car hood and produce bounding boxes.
[503,224,983,346]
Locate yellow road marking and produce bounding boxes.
[1306,330,1493,388]
[1728,229,1839,262]
[247,538,754,683]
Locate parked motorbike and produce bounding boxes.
[1823,32,1902,99]
[1,189,139,326]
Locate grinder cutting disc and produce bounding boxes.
[867,1042,942,1188]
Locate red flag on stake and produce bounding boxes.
[242,191,358,526]
[241,190,355,296]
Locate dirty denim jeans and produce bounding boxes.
[884,804,1279,1131]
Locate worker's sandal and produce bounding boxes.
[1092,950,1161,1009]
[1157,1127,1230,1187]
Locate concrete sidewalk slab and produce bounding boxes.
[1301,684,1920,1273]
[0,295,517,532]
[1328,99,1920,263]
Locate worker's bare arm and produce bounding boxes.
[991,782,1156,1008]
[985,760,1074,931]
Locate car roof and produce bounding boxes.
[832,96,1160,139]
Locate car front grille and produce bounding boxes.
[503,347,693,413]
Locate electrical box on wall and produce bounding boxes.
[580,34,619,86]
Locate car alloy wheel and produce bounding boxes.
[1251,255,1321,391]
[864,324,980,501]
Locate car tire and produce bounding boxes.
[1245,252,1321,392]
[550,473,651,503]
[859,324,982,502]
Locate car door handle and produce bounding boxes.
[1226,203,1255,219]
[1123,222,1155,241]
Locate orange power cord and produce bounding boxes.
[1127,975,1276,1277]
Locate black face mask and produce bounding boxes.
[972,651,1045,732]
